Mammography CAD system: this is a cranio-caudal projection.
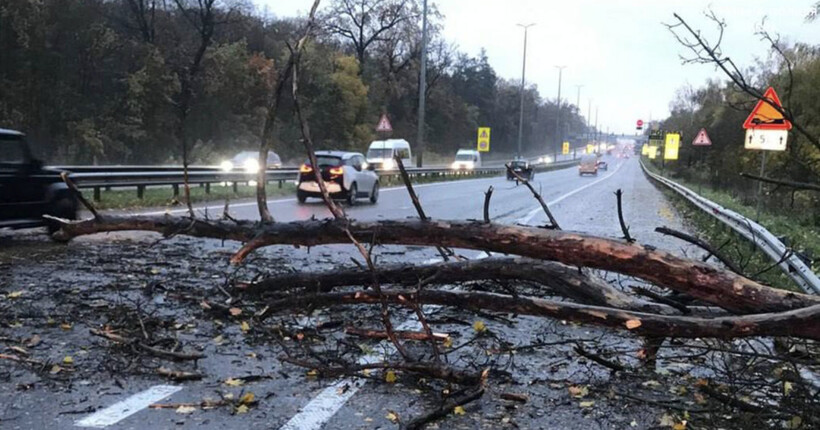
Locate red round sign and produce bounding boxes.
[637,119,644,127]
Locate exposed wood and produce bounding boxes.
[261,289,820,341]
[90,329,205,361]
[52,216,820,314]
[483,186,493,223]
[615,189,634,243]
[344,327,449,342]
[60,172,99,219]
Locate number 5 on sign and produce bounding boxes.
[664,132,680,160]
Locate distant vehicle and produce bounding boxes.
[220,151,281,173]
[0,128,77,233]
[452,149,481,170]
[297,151,379,205]
[578,155,599,176]
[366,139,411,170]
[597,159,609,170]
[507,159,534,181]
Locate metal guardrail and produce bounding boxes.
[640,159,820,295]
[62,159,581,202]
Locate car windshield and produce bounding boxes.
[306,155,342,167]
[232,151,257,162]
[0,137,26,164]
[456,153,474,161]
[511,161,527,167]
[582,155,597,163]
[367,148,392,159]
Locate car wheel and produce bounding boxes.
[369,182,379,204]
[297,190,307,204]
[46,195,78,235]
[347,183,357,206]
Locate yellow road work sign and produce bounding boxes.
[477,127,490,152]
[562,141,570,155]
[664,132,680,160]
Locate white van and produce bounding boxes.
[366,139,412,170]
[452,149,482,170]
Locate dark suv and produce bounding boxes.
[0,128,77,233]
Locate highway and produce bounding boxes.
[0,156,696,429]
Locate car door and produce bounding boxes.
[0,136,43,220]
[351,155,374,195]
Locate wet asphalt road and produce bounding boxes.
[0,157,699,430]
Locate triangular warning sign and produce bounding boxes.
[376,114,393,132]
[480,130,488,138]
[692,128,712,146]
[743,87,792,130]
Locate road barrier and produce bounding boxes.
[641,159,820,295]
[60,159,581,202]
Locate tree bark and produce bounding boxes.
[52,216,820,314]
[261,289,820,341]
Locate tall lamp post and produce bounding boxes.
[516,23,535,158]
[415,0,429,167]
[554,65,566,158]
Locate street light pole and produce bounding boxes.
[516,23,535,158]
[587,98,592,145]
[415,0,429,167]
[554,65,566,158]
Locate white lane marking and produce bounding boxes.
[137,175,505,217]
[75,385,182,428]
[517,161,625,225]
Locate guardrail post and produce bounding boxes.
[93,187,101,202]
[137,185,145,199]
[278,179,283,189]
[233,181,238,193]
[172,184,179,197]
[205,183,210,194]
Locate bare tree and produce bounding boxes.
[665,11,820,153]
[125,0,158,43]
[255,1,322,222]
[324,0,419,71]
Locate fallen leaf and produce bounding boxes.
[212,335,224,345]
[625,319,642,329]
[579,401,595,408]
[306,369,318,378]
[50,365,62,374]
[224,378,244,387]
[7,291,24,299]
[443,337,453,348]
[693,392,706,405]
[642,380,661,388]
[239,392,255,405]
[60,323,72,331]
[229,307,242,316]
[784,381,793,396]
[630,420,638,427]
[385,370,397,383]
[235,404,249,414]
[386,411,399,423]
[453,406,466,415]
[659,413,676,427]
[786,415,803,429]
[62,356,74,365]
[673,421,687,430]
[568,385,589,398]
[8,346,28,356]
[26,335,41,348]
[472,321,486,333]
[240,321,250,333]
[176,405,196,414]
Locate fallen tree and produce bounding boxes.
[52,216,820,314]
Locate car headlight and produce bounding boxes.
[451,162,459,169]
[382,159,394,170]
[465,162,475,170]
[220,160,233,172]
[243,158,259,173]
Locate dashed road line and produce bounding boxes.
[74,385,182,428]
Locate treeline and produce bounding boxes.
[0,0,587,165]
[655,43,820,215]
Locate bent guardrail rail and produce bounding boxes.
[640,159,820,295]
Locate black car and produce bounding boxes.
[0,128,77,233]
[507,159,534,181]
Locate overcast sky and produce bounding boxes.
[252,0,820,135]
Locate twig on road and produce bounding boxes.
[615,189,635,243]
[505,163,560,229]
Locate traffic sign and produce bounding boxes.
[562,141,570,155]
[636,119,643,130]
[745,128,788,151]
[692,128,712,146]
[586,144,595,154]
[376,114,393,133]
[742,87,792,130]
[648,146,658,159]
[477,127,490,152]
[664,132,680,160]
[641,144,649,155]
